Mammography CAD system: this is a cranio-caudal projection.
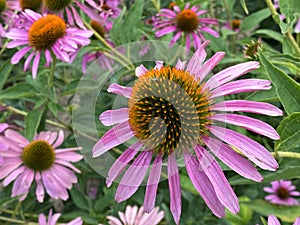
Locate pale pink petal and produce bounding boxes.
[3,165,26,186]
[202,136,263,182]
[184,152,225,217]
[175,59,186,70]
[293,217,300,225]
[108,83,132,98]
[32,51,41,79]
[195,145,240,214]
[106,216,123,225]
[106,141,143,187]
[186,41,209,75]
[135,64,148,77]
[125,205,138,225]
[5,129,29,146]
[11,46,31,64]
[211,100,283,116]
[35,172,45,203]
[115,150,153,202]
[209,125,279,171]
[268,215,281,225]
[52,130,64,148]
[144,153,162,213]
[168,153,181,225]
[39,213,47,225]
[156,26,177,37]
[100,108,129,126]
[55,152,83,162]
[210,113,280,140]
[92,121,134,157]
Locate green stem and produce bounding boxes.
[11,201,22,220]
[48,52,57,88]
[151,0,160,13]
[272,151,300,159]
[0,216,26,224]
[265,0,300,56]
[223,0,232,30]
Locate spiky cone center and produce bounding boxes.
[0,0,6,13]
[231,19,241,30]
[176,9,199,32]
[276,187,290,200]
[243,39,262,60]
[91,20,105,38]
[20,0,42,11]
[28,14,66,50]
[44,0,72,11]
[128,66,211,155]
[22,140,55,171]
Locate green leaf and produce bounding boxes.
[0,60,13,90]
[70,188,90,212]
[240,8,271,31]
[225,196,253,225]
[246,88,278,102]
[259,50,300,115]
[275,112,300,152]
[282,36,296,55]
[255,29,283,43]
[242,199,300,222]
[180,174,198,195]
[239,0,249,14]
[279,0,300,24]
[0,83,36,100]
[25,108,44,141]
[110,0,144,44]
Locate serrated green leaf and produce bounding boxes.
[240,8,271,31]
[25,108,44,141]
[259,50,300,114]
[0,83,36,100]
[275,112,300,152]
[70,188,90,212]
[0,60,13,90]
[242,199,300,222]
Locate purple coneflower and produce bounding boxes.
[264,180,300,205]
[92,41,281,224]
[100,205,164,225]
[0,129,83,202]
[5,9,93,78]
[154,3,219,50]
[39,209,82,225]
[268,215,300,225]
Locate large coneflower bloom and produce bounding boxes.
[92,41,281,224]
[268,215,300,225]
[0,129,83,202]
[264,180,300,205]
[6,9,93,78]
[154,3,219,50]
[100,205,164,225]
[39,209,82,225]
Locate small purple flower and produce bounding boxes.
[6,9,93,78]
[268,215,300,225]
[154,3,219,51]
[39,209,82,225]
[264,180,300,205]
[92,41,281,224]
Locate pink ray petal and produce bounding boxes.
[268,215,281,225]
[108,83,132,98]
[99,108,129,126]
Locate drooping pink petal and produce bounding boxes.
[194,145,240,214]
[144,153,162,213]
[168,153,181,225]
[11,46,31,64]
[210,79,271,98]
[52,130,64,148]
[186,41,209,75]
[99,108,129,126]
[202,136,263,182]
[211,100,283,116]
[135,64,148,77]
[3,165,26,186]
[106,216,123,225]
[5,129,29,146]
[115,150,153,202]
[35,172,45,203]
[107,83,132,98]
[210,113,280,140]
[106,141,143,187]
[268,215,281,225]
[205,61,260,90]
[294,217,300,225]
[92,121,134,157]
[209,125,279,171]
[184,151,225,217]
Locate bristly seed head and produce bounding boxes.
[91,20,105,38]
[243,38,262,60]
[0,0,6,13]
[44,0,72,11]
[276,187,290,200]
[22,140,55,171]
[231,19,241,30]
[128,66,211,155]
[19,0,42,11]
[176,9,199,32]
[28,14,66,50]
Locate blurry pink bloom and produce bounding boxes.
[264,180,300,205]
[6,9,93,78]
[268,215,300,225]
[154,3,219,50]
[103,205,164,225]
[39,209,82,225]
[0,129,83,202]
[92,41,281,224]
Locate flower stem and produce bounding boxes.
[0,216,26,224]
[223,0,232,30]
[272,151,300,159]
[48,51,57,88]
[265,0,300,56]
